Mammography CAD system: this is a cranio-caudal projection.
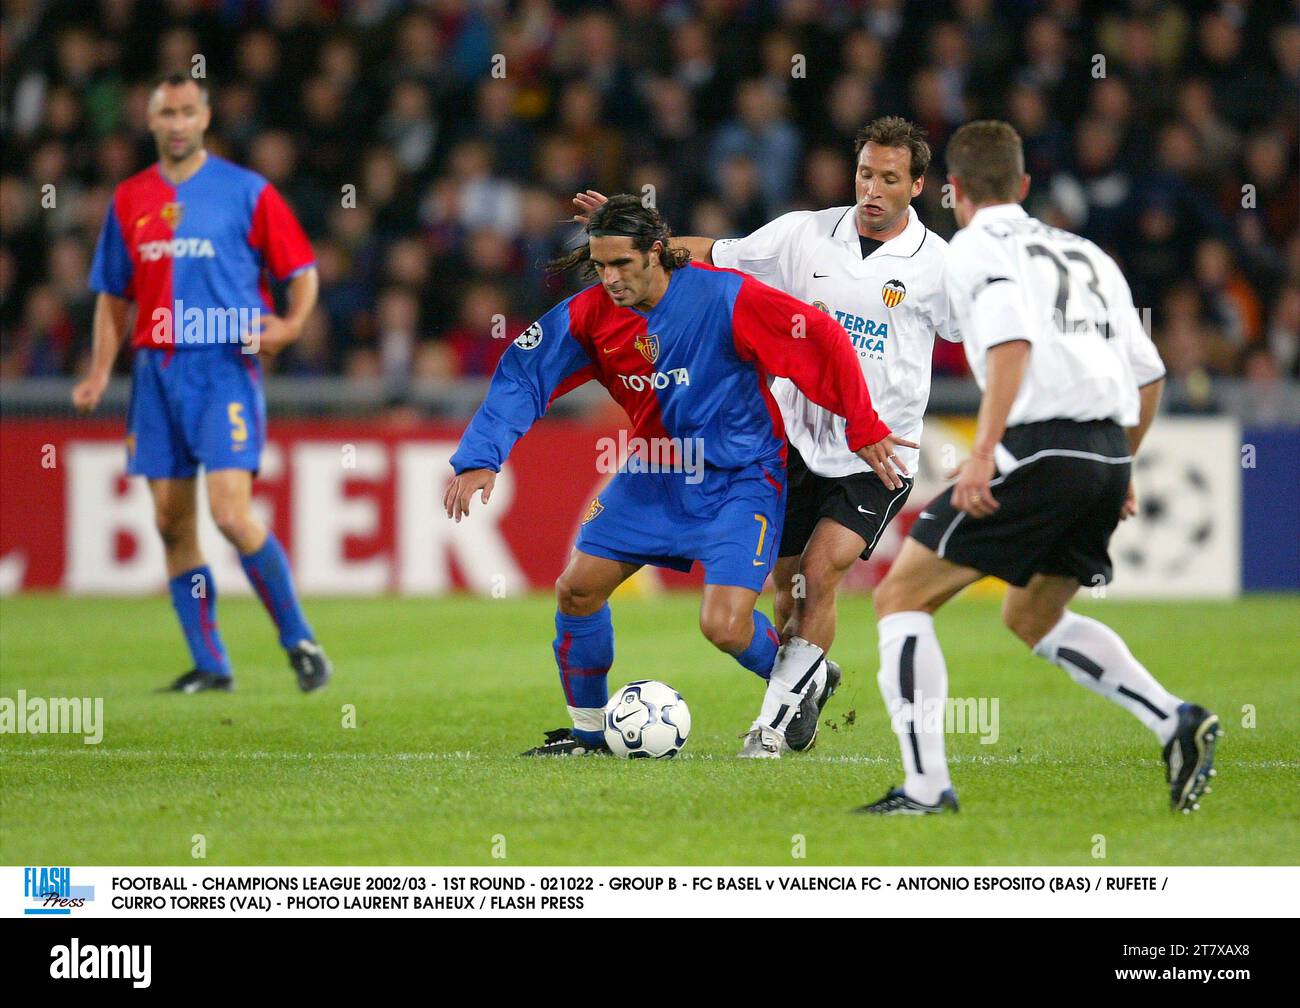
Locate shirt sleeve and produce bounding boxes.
[449,299,596,474]
[932,260,962,344]
[730,276,891,452]
[952,234,1034,351]
[248,183,316,281]
[89,200,133,298]
[710,212,806,290]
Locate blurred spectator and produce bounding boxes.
[710,80,800,212]
[0,0,1293,396]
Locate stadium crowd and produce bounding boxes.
[1,0,1297,414]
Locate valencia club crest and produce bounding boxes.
[882,279,906,309]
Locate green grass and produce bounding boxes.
[1,593,1296,866]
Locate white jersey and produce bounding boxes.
[712,205,958,479]
[946,203,1165,428]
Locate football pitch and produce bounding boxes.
[1,593,1295,866]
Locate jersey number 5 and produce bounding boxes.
[228,402,248,443]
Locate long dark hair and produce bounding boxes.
[547,194,692,278]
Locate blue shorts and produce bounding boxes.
[575,460,787,592]
[126,347,265,479]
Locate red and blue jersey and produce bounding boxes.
[451,262,890,476]
[89,154,315,349]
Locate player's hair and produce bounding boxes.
[547,194,692,277]
[945,120,1026,204]
[150,72,210,105]
[853,116,931,180]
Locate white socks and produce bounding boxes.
[876,611,952,805]
[1034,611,1182,744]
[753,636,826,735]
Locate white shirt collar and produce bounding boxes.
[967,202,1028,228]
[831,204,927,259]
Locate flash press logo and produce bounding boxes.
[22,866,95,915]
[50,939,151,988]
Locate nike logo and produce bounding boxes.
[918,511,935,520]
[813,272,829,278]
[857,506,876,515]
[753,560,766,567]
[614,709,638,725]
[603,346,617,353]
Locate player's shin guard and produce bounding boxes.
[554,604,614,747]
[1033,611,1182,743]
[751,636,825,735]
[877,611,952,805]
[733,609,780,680]
[169,565,231,677]
[240,533,315,650]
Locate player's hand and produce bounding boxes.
[855,433,918,490]
[249,314,299,355]
[1120,479,1138,520]
[572,190,608,225]
[949,455,998,518]
[444,468,497,522]
[72,372,109,413]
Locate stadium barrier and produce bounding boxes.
[2,414,1282,598]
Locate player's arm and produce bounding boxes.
[730,278,916,488]
[1110,261,1167,519]
[956,339,1031,517]
[76,196,135,412]
[72,293,130,412]
[445,303,595,521]
[248,182,319,354]
[574,190,716,263]
[1120,377,1164,520]
[255,267,319,355]
[951,260,1037,518]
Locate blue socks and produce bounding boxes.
[240,533,314,650]
[169,565,231,677]
[733,609,780,680]
[554,604,615,746]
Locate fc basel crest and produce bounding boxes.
[160,201,184,230]
[882,279,906,309]
[634,333,659,364]
[581,498,604,524]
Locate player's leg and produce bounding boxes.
[196,350,329,691]
[699,582,773,657]
[151,476,233,689]
[772,519,864,751]
[859,537,984,812]
[131,349,232,691]
[206,467,329,691]
[1009,578,1220,813]
[1007,573,1183,733]
[771,553,801,644]
[524,549,641,755]
[786,516,867,647]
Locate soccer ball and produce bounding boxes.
[603,680,691,759]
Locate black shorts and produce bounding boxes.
[910,419,1131,588]
[778,442,913,560]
